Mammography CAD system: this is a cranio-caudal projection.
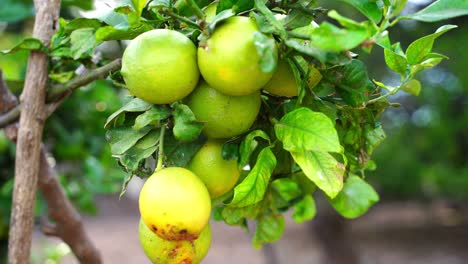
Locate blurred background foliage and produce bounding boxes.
[0,0,467,261]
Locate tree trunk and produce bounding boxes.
[7,0,61,262]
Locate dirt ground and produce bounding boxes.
[32,191,468,264]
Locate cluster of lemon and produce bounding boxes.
[122,15,299,264]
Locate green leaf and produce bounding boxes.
[318,59,374,106]
[364,124,386,156]
[384,46,408,75]
[217,0,254,14]
[132,0,148,15]
[401,79,421,96]
[253,32,278,74]
[406,25,457,65]
[164,133,205,167]
[49,71,75,83]
[254,0,287,39]
[106,126,153,155]
[222,141,239,161]
[252,213,285,248]
[275,107,341,153]
[291,150,344,198]
[105,98,152,129]
[70,28,98,59]
[220,206,248,226]
[119,174,135,198]
[271,178,302,207]
[229,148,276,207]
[309,22,370,52]
[0,38,44,55]
[119,130,160,172]
[172,103,204,142]
[284,39,328,62]
[206,9,235,34]
[330,175,379,219]
[338,0,383,22]
[391,0,408,17]
[65,18,102,32]
[95,24,153,41]
[292,194,316,223]
[407,0,468,22]
[239,130,270,168]
[133,106,171,130]
[282,1,317,29]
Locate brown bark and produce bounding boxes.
[38,148,102,263]
[7,0,61,263]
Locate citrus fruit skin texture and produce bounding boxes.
[188,140,240,198]
[139,167,211,241]
[139,219,211,264]
[121,29,199,104]
[198,16,278,96]
[186,80,261,139]
[263,59,298,97]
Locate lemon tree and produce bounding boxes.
[95,0,463,256]
[5,0,460,261]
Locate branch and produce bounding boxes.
[38,147,102,263]
[8,0,61,262]
[0,59,122,128]
[4,123,103,263]
[0,70,18,113]
[47,58,122,101]
[1,77,103,262]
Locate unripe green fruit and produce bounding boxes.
[198,16,278,96]
[121,29,199,104]
[186,80,261,139]
[188,140,240,198]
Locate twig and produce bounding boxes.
[0,105,20,126]
[0,59,122,128]
[47,58,122,101]
[156,124,166,171]
[8,0,61,262]
[166,11,201,30]
[0,69,18,112]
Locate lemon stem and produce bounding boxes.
[156,125,166,171]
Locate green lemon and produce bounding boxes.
[121,29,199,104]
[263,59,298,97]
[186,80,261,139]
[198,16,278,96]
[188,140,240,198]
